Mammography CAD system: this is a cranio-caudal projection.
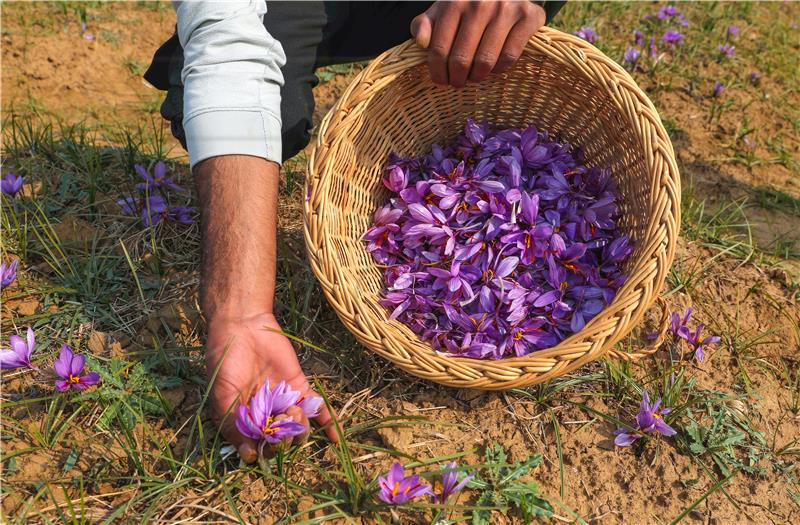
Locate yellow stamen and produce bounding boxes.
[261,416,275,435]
[69,375,81,384]
[560,282,568,291]
[391,482,400,497]
[652,412,662,420]
[513,331,524,341]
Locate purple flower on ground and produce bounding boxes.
[656,5,679,21]
[670,307,693,338]
[1,173,24,197]
[235,380,307,444]
[681,323,720,363]
[743,135,757,152]
[574,27,597,44]
[1,260,18,290]
[0,327,37,370]
[717,43,735,58]
[712,81,725,98]
[728,25,740,36]
[81,22,94,41]
[432,462,474,504]
[614,390,677,446]
[167,206,197,225]
[135,161,184,192]
[624,46,641,65]
[53,345,100,391]
[662,30,683,46]
[649,37,658,57]
[749,70,761,85]
[633,30,643,46]
[377,462,432,504]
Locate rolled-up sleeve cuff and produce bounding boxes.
[183,109,282,169]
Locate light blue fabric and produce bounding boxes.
[175,1,286,167]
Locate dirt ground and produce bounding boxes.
[1,2,799,524]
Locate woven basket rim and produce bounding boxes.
[304,27,680,388]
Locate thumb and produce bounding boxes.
[410,13,433,49]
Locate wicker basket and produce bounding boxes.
[304,28,680,390]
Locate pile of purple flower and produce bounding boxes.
[363,119,633,359]
[117,161,196,227]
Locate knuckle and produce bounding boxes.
[448,53,471,69]
[475,51,497,69]
[499,50,519,65]
[429,45,449,61]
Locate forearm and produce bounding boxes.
[194,155,280,322]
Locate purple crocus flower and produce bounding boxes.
[649,37,658,57]
[728,25,740,37]
[717,44,735,58]
[235,380,308,444]
[624,46,641,65]
[633,30,643,46]
[0,327,37,370]
[614,390,677,446]
[167,206,197,225]
[670,307,693,338]
[1,260,18,290]
[135,161,184,192]
[53,345,100,391]
[662,30,683,46]
[432,462,474,504]
[749,70,761,85]
[574,27,597,44]
[1,173,24,197]
[712,81,725,98]
[377,462,432,504]
[656,5,679,21]
[297,395,323,418]
[681,323,721,363]
[80,22,94,41]
[141,195,169,227]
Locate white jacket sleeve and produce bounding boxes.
[174,0,286,168]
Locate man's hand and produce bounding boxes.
[206,313,336,463]
[195,155,337,464]
[411,0,546,87]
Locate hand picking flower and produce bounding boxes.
[53,344,101,391]
[614,390,677,446]
[377,462,432,504]
[235,380,320,444]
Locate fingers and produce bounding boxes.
[410,13,433,49]
[493,14,542,75]
[447,3,492,88]
[313,401,340,443]
[468,7,518,83]
[426,4,460,85]
[285,405,310,446]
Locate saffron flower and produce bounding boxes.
[377,462,432,504]
[656,5,679,21]
[633,30,643,46]
[135,161,184,192]
[649,37,658,57]
[662,30,683,46]
[53,345,100,391]
[118,195,195,227]
[574,27,597,44]
[712,81,725,98]
[365,119,632,359]
[728,25,740,36]
[749,70,761,85]
[1,260,18,290]
[0,327,37,370]
[624,46,641,65]
[681,323,721,363]
[235,380,308,444]
[1,173,24,197]
[670,307,693,338]
[717,43,735,58]
[614,390,677,446]
[432,462,474,504]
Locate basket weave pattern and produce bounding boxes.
[304,28,680,390]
